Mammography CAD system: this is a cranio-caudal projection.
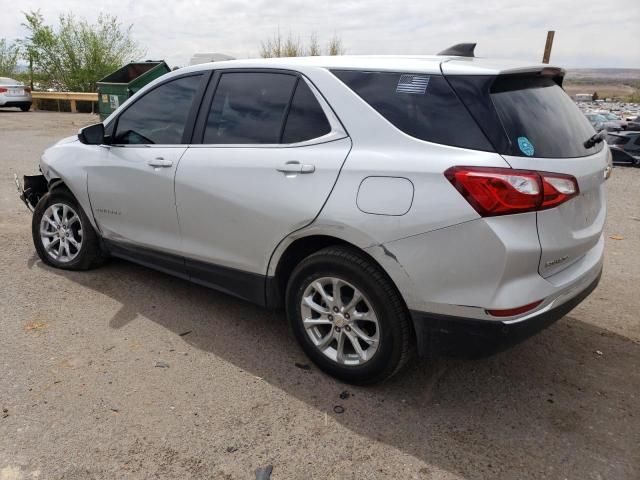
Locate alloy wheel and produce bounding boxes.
[39,203,83,263]
[300,277,380,366]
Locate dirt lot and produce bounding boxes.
[1,111,639,480]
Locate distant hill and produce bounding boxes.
[564,69,640,101]
[565,68,640,81]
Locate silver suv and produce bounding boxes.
[18,47,609,384]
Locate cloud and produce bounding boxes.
[2,0,639,68]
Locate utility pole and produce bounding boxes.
[542,31,555,64]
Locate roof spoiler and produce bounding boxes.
[438,43,476,57]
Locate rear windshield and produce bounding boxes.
[332,70,493,151]
[489,76,602,158]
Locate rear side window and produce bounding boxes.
[282,80,331,143]
[113,74,202,145]
[204,72,297,144]
[332,70,492,151]
[490,76,602,158]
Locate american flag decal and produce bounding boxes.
[396,74,430,94]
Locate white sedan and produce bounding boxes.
[0,77,32,111]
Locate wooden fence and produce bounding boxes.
[31,91,98,113]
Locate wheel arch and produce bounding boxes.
[43,172,100,232]
[266,232,414,317]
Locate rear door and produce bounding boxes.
[485,75,608,277]
[175,70,350,286]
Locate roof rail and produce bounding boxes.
[437,43,476,57]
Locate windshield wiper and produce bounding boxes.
[584,131,607,149]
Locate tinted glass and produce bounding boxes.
[610,148,633,163]
[282,80,331,143]
[332,70,492,151]
[606,135,628,145]
[113,75,202,145]
[490,76,602,158]
[204,73,297,144]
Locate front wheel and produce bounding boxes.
[32,190,104,270]
[286,246,413,384]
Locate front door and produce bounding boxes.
[87,73,205,256]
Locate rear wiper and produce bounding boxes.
[584,131,607,149]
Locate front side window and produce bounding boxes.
[204,72,297,144]
[113,74,203,145]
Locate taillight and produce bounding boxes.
[0,87,7,93]
[540,174,579,209]
[445,166,578,217]
[24,86,31,93]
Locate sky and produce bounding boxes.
[1,0,639,68]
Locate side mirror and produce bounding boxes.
[78,123,106,145]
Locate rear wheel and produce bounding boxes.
[286,246,413,384]
[32,190,104,270]
[20,103,31,112]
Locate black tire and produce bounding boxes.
[20,104,31,112]
[32,189,105,270]
[286,246,414,384]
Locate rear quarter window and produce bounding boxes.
[332,70,493,151]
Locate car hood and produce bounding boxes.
[55,135,78,146]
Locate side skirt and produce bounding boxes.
[103,239,275,308]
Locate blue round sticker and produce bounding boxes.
[517,136,535,156]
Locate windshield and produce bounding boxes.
[489,76,602,158]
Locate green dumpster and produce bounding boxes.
[96,61,171,120]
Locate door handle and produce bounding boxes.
[147,157,173,168]
[277,161,315,174]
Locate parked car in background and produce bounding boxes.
[597,112,627,130]
[627,115,640,131]
[585,113,607,132]
[0,77,32,111]
[607,132,640,160]
[609,147,639,167]
[16,51,609,383]
[585,113,621,132]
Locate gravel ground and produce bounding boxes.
[1,111,639,480]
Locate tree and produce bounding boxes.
[307,33,321,56]
[283,33,303,57]
[327,34,345,56]
[20,10,144,91]
[260,30,344,58]
[260,28,283,58]
[0,38,20,77]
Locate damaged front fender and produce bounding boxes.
[14,174,48,212]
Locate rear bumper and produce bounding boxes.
[410,267,602,357]
[0,100,31,107]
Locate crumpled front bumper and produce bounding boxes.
[14,174,47,212]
